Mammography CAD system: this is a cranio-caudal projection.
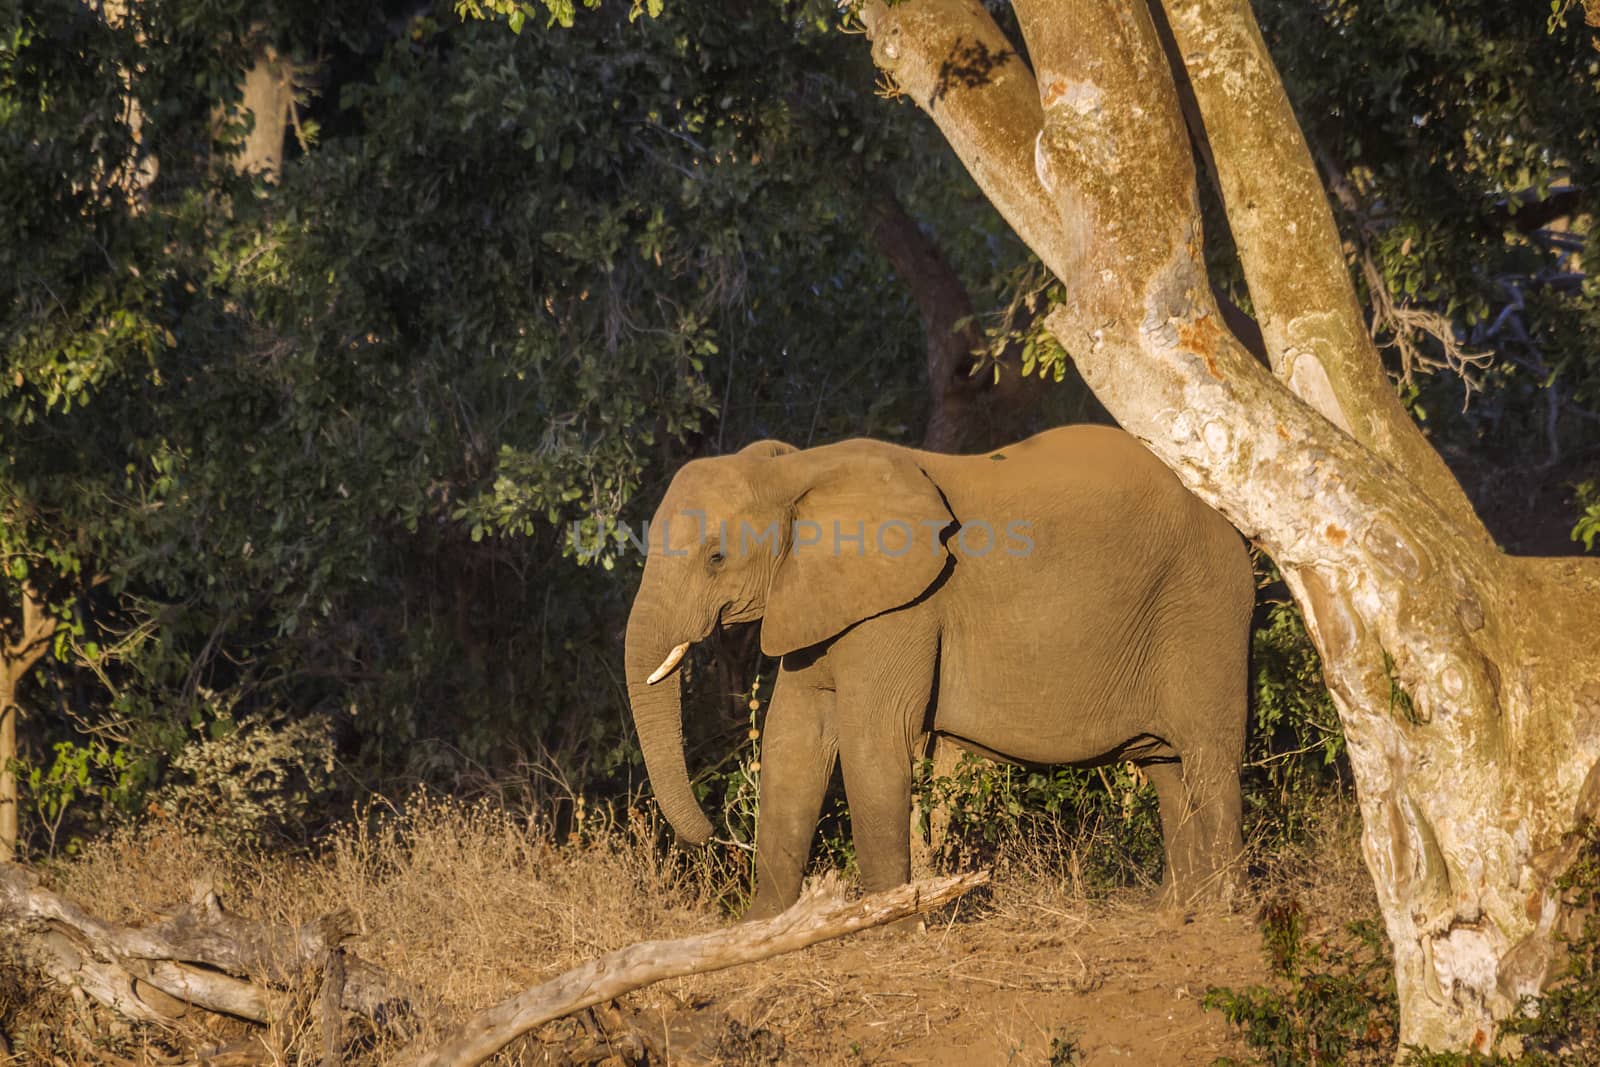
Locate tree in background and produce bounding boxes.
[2,0,1046,853]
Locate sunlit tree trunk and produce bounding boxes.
[214,30,293,180]
[232,38,292,179]
[859,0,1600,1053]
[1,586,53,859]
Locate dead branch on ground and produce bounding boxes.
[0,861,417,1058]
[392,869,991,1067]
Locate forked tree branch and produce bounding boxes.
[860,0,1485,543]
[392,870,989,1067]
[861,0,1063,259]
[1151,0,1486,539]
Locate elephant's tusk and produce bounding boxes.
[646,642,692,685]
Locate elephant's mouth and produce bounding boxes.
[645,641,692,685]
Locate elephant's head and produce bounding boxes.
[624,439,956,844]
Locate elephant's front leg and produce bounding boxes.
[834,632,938,896]
[746,678,838,920]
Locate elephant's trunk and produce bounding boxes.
[625,602,714,845]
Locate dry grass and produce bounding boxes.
[1244,792,1382,939]
[1,790,1377,1065]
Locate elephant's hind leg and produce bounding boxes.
[746,679,839,920]
[1144,752,1243,910]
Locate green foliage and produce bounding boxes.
[23,739,136,857]
[1205,903,1399,1066]
[1572,480,1600,551]
[918,751,1166,890]
[1247,593,1349,848]
[156,707,337,846]
[2,0,957,849]
[1212,831,1600,1064]
[1254,0,1600,493]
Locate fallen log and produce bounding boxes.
[392,869,990,1067]
[0,861,415,1032]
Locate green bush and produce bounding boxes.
[1204,901,1399,1066]
[156,705,337,847]
[1247,587,1351,853]
[1208,828,1600,1065]
[918,751,1166,891]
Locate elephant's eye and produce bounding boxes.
[708,550,726,567]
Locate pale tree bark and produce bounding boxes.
[858,0,1600,1055]
[233,39,293,179]
[218,31,294,180]
[101,0,159,205]
[1,585,54,859]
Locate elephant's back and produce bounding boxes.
[924,424,1231,547]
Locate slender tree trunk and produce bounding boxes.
[1,586,53,859]
[858,0,1600,1054]
[0,679,16,858]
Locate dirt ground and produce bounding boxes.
[8,800,1377,1066]
[620,893,1269,1066]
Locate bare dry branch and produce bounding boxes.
[1360,252,1494,395]
[393,870,990,1067]
[0,863,414,1028]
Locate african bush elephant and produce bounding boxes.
[624,425,1253,919]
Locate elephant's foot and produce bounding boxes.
[1160,861,1243,918]
[854,913,926,939]
[742,892,795,923]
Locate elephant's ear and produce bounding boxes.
[761,445,954,658]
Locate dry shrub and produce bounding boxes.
[10,793,727,1063]
[1246,791,1378,937]
[289,793,716,1010]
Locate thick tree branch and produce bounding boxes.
[866,187,988,451]
[866,188,1040,452]
[393,871,988,1067]
[861,0,1063,260]
[1152,0,1486,540]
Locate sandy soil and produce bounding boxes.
[599,892,1270,1066]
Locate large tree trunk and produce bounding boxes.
[858,0,1600,1054]
[210,27,294,180]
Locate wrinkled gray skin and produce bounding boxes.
[625,425,1253,919]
